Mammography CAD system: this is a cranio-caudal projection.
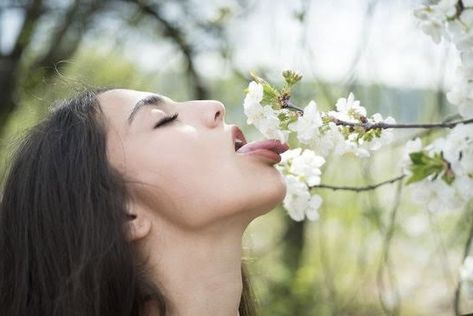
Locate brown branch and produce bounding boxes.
[310,175,405,192]
[30,0,83,71]
[286,100,473,131]
[7,0,44,59]
[282,101,304,114]
[129,0,208,99]
[331,117,473,131]
[0,0,44,139]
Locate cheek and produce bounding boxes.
[121,133,229,224]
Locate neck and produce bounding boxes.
[141,219,247,316]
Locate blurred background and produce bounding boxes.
[0,0,470,315]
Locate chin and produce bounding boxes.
[250,172,287,218]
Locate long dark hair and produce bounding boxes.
[0,88,257,316]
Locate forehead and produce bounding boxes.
[97,88,167,128]
[98,89,151,116]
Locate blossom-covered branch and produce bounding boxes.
[284,100,473,130]
[242,70,472,221]
[331,117,473,130]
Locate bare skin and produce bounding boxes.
[97,89,287,316]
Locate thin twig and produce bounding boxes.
[427,210,456,294]
[283,101,305,114]
[310,175,405,192]
[454,208,473,316]
[376,181,403,316]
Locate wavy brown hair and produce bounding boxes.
[0,88,257,316]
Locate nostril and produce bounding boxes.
[211,100,225,124]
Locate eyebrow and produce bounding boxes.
[127,95,164,125]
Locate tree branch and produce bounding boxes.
[286,100,473,130]
[310,175,405,192]
[331,117,473,131]
[129,0,208,99]
[0,0,44,139]
[454,208,473,316]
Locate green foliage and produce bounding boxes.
[406,151,455,185]
[282,69,303,93]
[250,72,280,107]
[250,70,304,110]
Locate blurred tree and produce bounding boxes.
[0,0,109,137]
[0,0,237,139]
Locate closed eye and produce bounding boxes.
[154,112,179,129]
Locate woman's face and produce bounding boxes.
[97,89,287,230]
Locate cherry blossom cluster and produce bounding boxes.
[414,0,473,117]
[242,72,396,221]
[244,78,396,158]
[414,1,473,302]
[402,124,473,213]
[275,148,325,221]
[404,1,473,214]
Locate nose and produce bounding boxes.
[206,100,226,127]
[181,99,226,128]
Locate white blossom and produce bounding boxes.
[328,93,367,123]
[443,124,473,173]
[279,148,302,166]
[454,175,473,202]
[289,149,326,186]
[344,134,371,158]
[363,114,396,151]
[243,81,289,143]
[414,6,446,43]
[447,80,473,118]
[460,256,473,298]
[414,0,458,43]
[401,137,423,175]
[308,122,346,156]
[282,175,322,221]
[435,0,458,19]
[305,195,322,221]
[277,149,325,221]
[410,179,464,213]
[245,81,263,104]
[288,101,323,145]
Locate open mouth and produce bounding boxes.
[234,139,245,151]
[232,125,247,152]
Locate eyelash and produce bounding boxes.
[154,112,179,129]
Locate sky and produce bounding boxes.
[0,0,460,91]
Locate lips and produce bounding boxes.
[236,139,289,154]
[236,139,289,163]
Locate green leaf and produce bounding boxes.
[405,166,432,184]
[409,152,426,164]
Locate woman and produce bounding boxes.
[0,87,289,316]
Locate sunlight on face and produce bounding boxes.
[97,89,287,230]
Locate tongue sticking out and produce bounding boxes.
[236,139,289,154]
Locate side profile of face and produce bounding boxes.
[97,89,287,232]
